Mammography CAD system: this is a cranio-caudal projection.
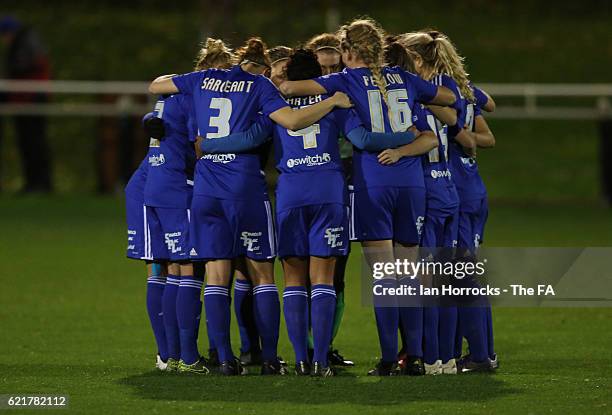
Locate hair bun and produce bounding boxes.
[206,38,221,49]
[246,38,265,55]
[237,37,270,67]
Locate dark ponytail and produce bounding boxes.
[236,37,270,67]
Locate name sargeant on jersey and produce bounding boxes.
[200,77,255,93]
[286,95,323,108]
[362,73,404,87]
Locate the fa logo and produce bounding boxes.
[416,216,425,236]
[165,232,182,253]
[241,231,262,252]
[324,227,344,248]
[474,234,481,248]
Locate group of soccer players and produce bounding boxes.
[125,17,497,377]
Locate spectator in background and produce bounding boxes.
[0,16,52,193]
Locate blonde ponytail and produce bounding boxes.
[399,30,475,102]
[431,35,474,102]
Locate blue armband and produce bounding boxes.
[200,119,272,154]
[346,126,415,151]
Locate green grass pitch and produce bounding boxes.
[0,196,610,414]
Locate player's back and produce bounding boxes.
[125,157,148,202]
[144,94,194,209]
[316,66,436,189]
[420,104,459,214]
[273,94,347,211]
[447,86,486,201]
[172,65,288,200]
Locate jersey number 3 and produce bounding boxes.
[207,97,232,139]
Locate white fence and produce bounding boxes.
[1,79,611,120]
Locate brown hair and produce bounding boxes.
[338,18,389,110]
[399,30,474,101]
[194,38,235,71]
[306,32,341,53]
[268,45,293,65]
[236,37,270,68]
[384,37,415,73]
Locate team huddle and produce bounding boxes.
[125,17,497,377]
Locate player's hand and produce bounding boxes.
[194,135,204,159]
[331,92,353,108]
[378,148,401,165]
[144,117,166,140]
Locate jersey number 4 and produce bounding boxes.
[288,124,320,149]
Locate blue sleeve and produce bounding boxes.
[413,104,432,132]
[142,112,155,125]
[171,71,203,95]
[474,105,482,118]
[200,116,273,154]
[472,85,488,110]
[258,77,289,116]
[404,71,437,103]
[346,127,416,151]
[438,75,465,136]
[439,75,462,111]
[314,71,347,94]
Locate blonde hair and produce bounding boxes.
[194,38,235,71]
[399,30,474,101]
[236,37,270,68]
[338,18,390,111]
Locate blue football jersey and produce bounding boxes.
[173,65,288,200]
[273,94,361,211]
[446,83,487,201]
[143,95,195,209]
[125,157,148,202]
[315,67,435,189]
[420,104,459,214]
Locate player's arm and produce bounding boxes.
[426,105,457,126]
[279,79,327,97]
[142,112,155,125]
[473,86,496,112]
[472,115,495,148]
[378,127,438,165]
[149,75,179,94]
[141,111,166,140]
[405,71,456,106]
[377,107,438,164]
[428,86,456,106]
[199,118,274,154]
[269,92,352,131]
[454,128,477,156]
[346,127,416,152]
